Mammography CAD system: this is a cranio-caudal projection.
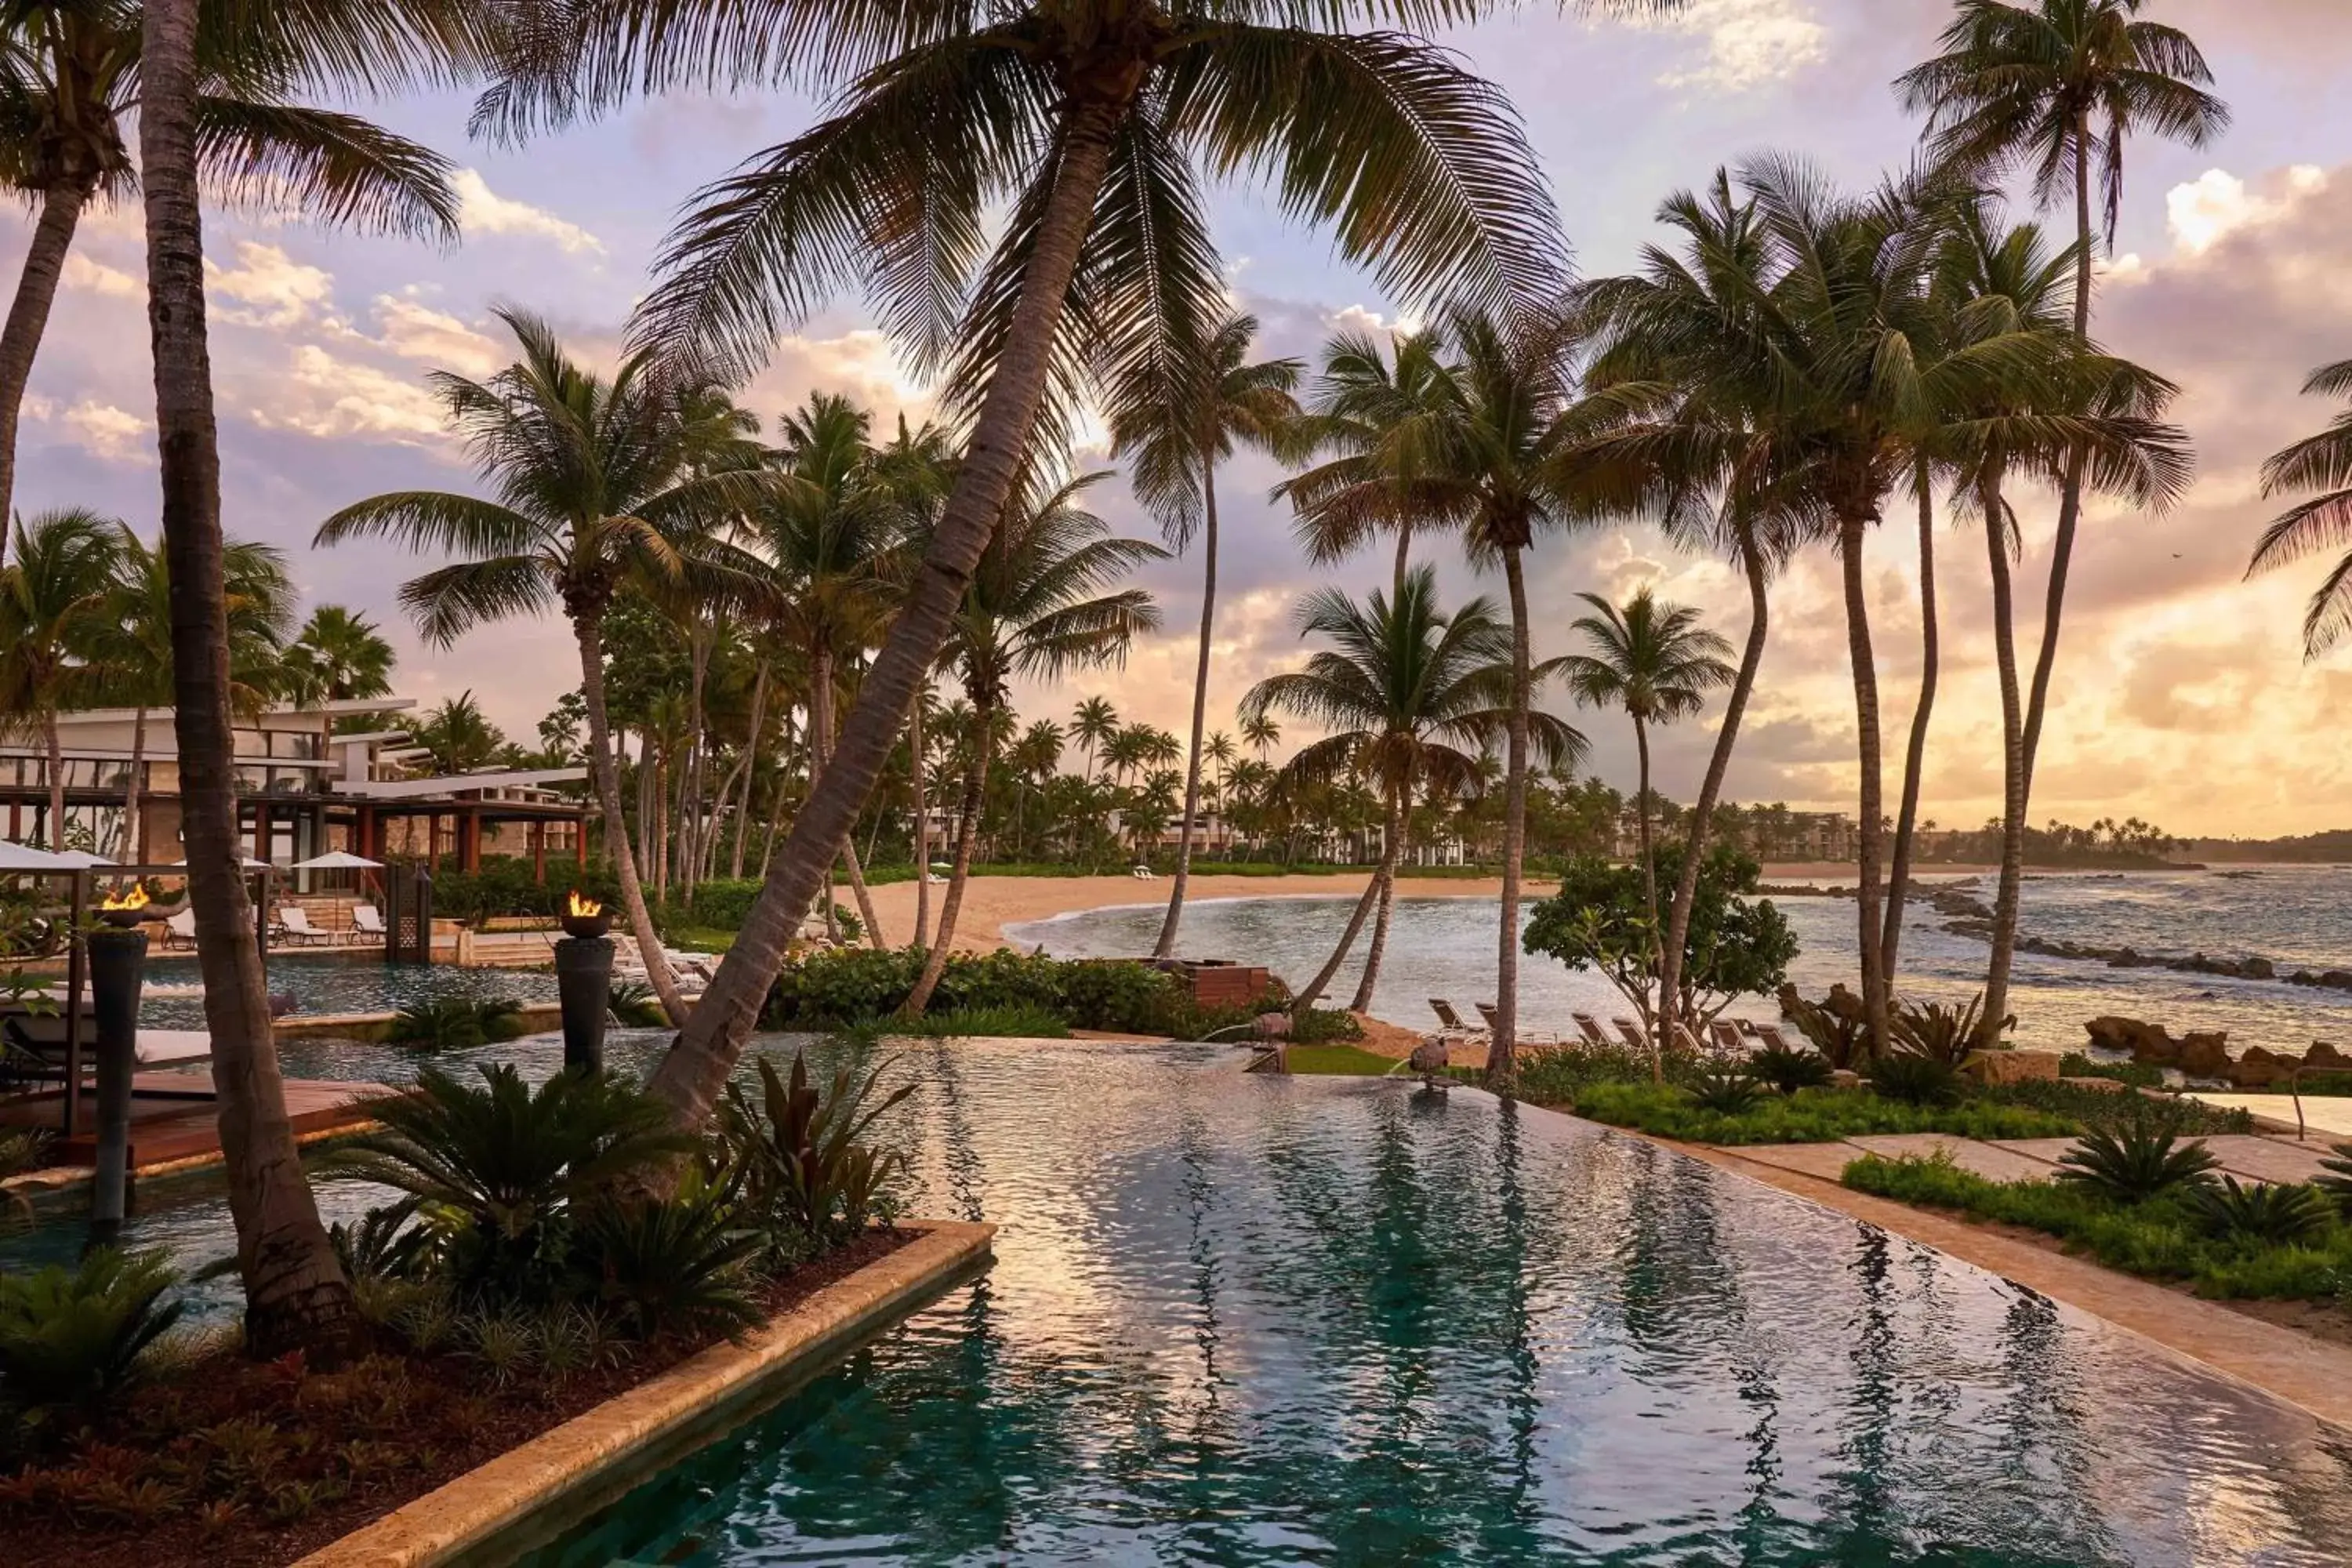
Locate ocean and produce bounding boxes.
[1004,866,2352,1057]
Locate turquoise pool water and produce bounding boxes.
[8,1038,2350,1563]
[138,955,558,1029]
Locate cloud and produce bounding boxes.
[63,252,140,299]
[452,170,605,256]
[56,400,150,461]
[357,292,508,377]
[2163,165,2328,255]
[205,241,333,328]
[247,345,451,440]
[1626,0,1827,93]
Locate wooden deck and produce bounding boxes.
[0,1073,387,1170]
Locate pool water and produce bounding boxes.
[8,1038,2350,1563]
[138,955,558,1029]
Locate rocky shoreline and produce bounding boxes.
[1913,886,2352,996]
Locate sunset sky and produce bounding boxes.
[13,0,2351,839]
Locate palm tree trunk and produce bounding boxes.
[1654,535,1769,1060]
[118,705,147,861]
[1881,477,1938,984]
[840,836,887,949]
[1634,713,1659,1076]
[141,0,354,1359]
[1155,452,1219,959]
[910,694,930,949]
[1347,782,1406,1013]
[905,689,994,1015]
[645,95,1130,1125]
[728,659,768,880]
[0,182,91,526]
[44,713,66,851]
[653,744,672,906]
[1392,520,1412,597]
[632,729,653,883]
[680,632,709,909]
[1838,514,1891,1056]
[1294,872,1383,1011]
[1981,462,2027,1041]
[1483,542,1533,1090]
[573,612,687,1023]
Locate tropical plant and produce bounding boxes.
[1781,985,1874,1071]
[1747,1044,1831,1095]
[716,1051,913,1264]
[607,981,667,1028]
[276,604,397,782]
[597,0,1602,1131]
[579,1178,764,1340]
[1867,1051,1963,1109]
[2249,361,2352,659]
[1889,993,2004,1067]
[322,1064,696,1305]
[2316,1142,2352,1214]
[904,464,1162,1014]
[1900,0,2225,1031]
[0,508,123,848]
[1558,586,1734,1036]
[2055,1112,2219,1203]
[2187,1178,2332,1247]
[0,1247,183,1409]
[410,691,506,773]
[1111,312,1302,959]
[382,998,526,1051]
[1281,323,1459,592]
[1687,1064,1764,1116]
[315,309,779,1026]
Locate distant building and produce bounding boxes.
[6,698,590,885]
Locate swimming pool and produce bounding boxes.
[137,954,558,1029]
[9,1038,2349,1563]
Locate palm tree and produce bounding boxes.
[0,507,122,848]
[1900,0,2224,1012]
[1242,567,1576,1011]
[904,465,1163,1014]
[140,0,353,1356]
[314,308,777,1025]
[1071,696,1120,782]
[278,604,397,770]
[0,0,476,522]
[1241,711,1281,757]
[1281,324,1460,592]
[2250,361,2352,659]
[94,528,294,861]
[412,691,505,772]
[557,0,1600,1127]
[1111,311,1301,959]
[1559,587,1733,1058]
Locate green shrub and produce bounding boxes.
[2055,1114,2220,1203]
[1746,1044,1832,1094]
[1867,1053,1963,1108]
[0,1248,185,1410]
[1985,1079,2250,1135]
[579,1174,764,1340]
[1057,960,1187,1034]
[2059,1052,2164,1089]
[1570,1082,2076,1146]
[716,1050,913,1263]
[1689,1065,1765,1115]
[384,999,528,1050]
[1780,987,1872,1070]
[2320,1143,2352,1214]
[758,948,1196,1036]
[2187,1178,2335,1246]
[607,982,667,1028]
[866,1004,1073,1040]
[1889,993,2001,1065]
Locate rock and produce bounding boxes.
[1828,1069,1864,1091]
[2060,1075,2129,1093]
[2242,956,2277,980]
[2176,1031,2232,1079]
[2307,1040,2351,1071]
[2227,1045,2297,1089]
[2085,1015,2178,1064]
[1968,1049,2061,1086]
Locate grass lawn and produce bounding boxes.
[666,925,737,953]
[1283,1044,1403,1076]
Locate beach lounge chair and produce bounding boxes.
[163,908,198,950]
[1612,1018,1646,1050]
[1429,999,1486,1036]
[350,905,387,938]
[1709,1019,1747,1055]
[1754,1023,1800,1052]
[278,906,331,946]
[1573,1013,1610,1046]
[1671,1022,1709,1058]
[1475,1001,1558,1046]
[1130,864,1156,880]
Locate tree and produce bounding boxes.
[1525,843,1795,1042]
[141,0,352,1356]
[94,528,295,860]
[532,0,1602,1129]
[903,465,1162,1014]
[1900,0,2223,1028]
[2251,360,2352,659]
[1282,324,1460,592]
[278,604,397,769]
[1070,696,1120,782]
[1558,586,1733,1062]
[314,308,776,1025]
[0,0,474,523]
[1241,566,1575,1011]
[1111,311,1301,959]
[0,508,121,848]
[412,690,505,772]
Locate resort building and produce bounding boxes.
[2,699,591,883]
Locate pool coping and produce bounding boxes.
[292,1218,996,1568]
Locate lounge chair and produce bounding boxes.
[1709,1019,1747,1055]
[350,905,387,938]
[1475,1001,1558,1046]
[1671,1022,1709,1057]
[1429,999,1486,1036]
[1573,1012,1610,1046]
[278,906,332,946]
[1754,1023,1800,1052]
[1612,1018,1646,1050]
[1130,865,1156,880]
[163,908,198,950]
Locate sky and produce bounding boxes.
[11,0,2352,840]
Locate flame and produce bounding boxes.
[100,885,151,913]
[567,890,602,918]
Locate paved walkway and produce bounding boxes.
[2188,1092,2352,1140]
[1734,1128,2343,1188]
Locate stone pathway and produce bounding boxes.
[1731,1128,2343,1190]
[2187,1092,2352,1141]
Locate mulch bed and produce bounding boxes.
[0,1227,913,1568]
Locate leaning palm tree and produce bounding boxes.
[1899,0,2224,1014]
[1281,324,1462,593]
[139,0,354,1356]
[1242,567,1577,1012]
[2251,361,2352,660]
[903,466,1164,1015]
[1558,586,1733,1044]
[521,0,1625,1128]
[0,0,477,522]
[0,508,123,848]
[314,308,778,1025]
[93,528,295,861]
[1110,311,1301,959]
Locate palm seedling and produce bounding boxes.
[1746,1044,1832,1096]
[2056,1115,2220,1204]
[1868,1053,1964,1109]
[2187,1178,2334,1247]
[1689,1065,1766,1116]
[0,1248,184,1408]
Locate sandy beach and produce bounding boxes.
[854,862,1991,954]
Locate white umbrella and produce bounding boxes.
[0,840,75,871]
[171,854,273,872]
[45,848,115,868]
[291,851,384,870]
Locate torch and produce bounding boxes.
[554,890,613,1076]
